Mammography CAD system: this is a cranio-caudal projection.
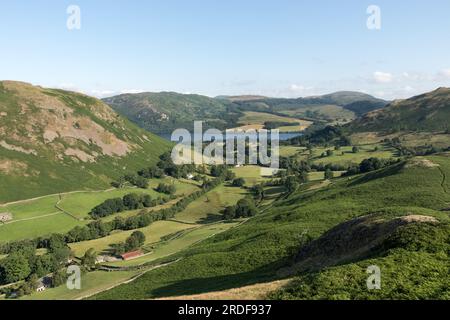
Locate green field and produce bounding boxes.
[311,145,396,167]
[0,213,83,243]
[0,178,202,243]
[58,188,164,220]
[236,111,312,132]
[281,105,355,122]
[0,195,61,220]
[231,165,272,186]
[24,270,140,300]
[105,221,242,268]
[69,220,195,257]
[175,185,247,224]
[279,146,307,157]
[279,143,397,168]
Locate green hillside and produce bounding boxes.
[103,91,387,134]
[349,87,450,133]
[230,91,387,121]
[103,92,243,134]
[0,81,171,203]
[92,155,450,300]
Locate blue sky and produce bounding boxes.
[0,0,449,99]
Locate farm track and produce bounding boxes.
[0,211,61,226]
[76,259,181,300]
[0,188,116,207]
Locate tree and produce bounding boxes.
[352,146,359,153]
[235,198,257,218]
[285,176,299,193]
[360,157,383,173]
[326,150,334,157]
[123,193,143,210]
[232,178,246,187]
[156,183,176,195]
[142,194,153,207]
[81,248,97,270]
[223,206,237,220]
[0,253,31,284]
[324,169,334,180]
[250,184,265,201]
[51,268,67,288]
[130,231,146,247]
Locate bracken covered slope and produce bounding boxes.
[0,81,171,203]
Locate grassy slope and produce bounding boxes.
[0,82,171,203]
[92,155,450,300]
[349,87,450,133]
[104,92,242,134]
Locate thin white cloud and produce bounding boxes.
[120,89,145,94]
[91,89,116,98]
[288,84,316,96]
[373,71,393,83]
[438,68,450,79]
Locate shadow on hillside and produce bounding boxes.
[148,259,288,299]
[198,213,223,224]
[347,162,404,188]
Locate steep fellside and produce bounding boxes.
[348,87,450,133]
[103,92,243,134]
[0,81,171,203]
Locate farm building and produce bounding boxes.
[0,212,12,222]
[120,250,144,261]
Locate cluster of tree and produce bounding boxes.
[111,231,146,256]
[263,121,298,130]
[385,138,447,157]
[157,152,196,178]
[112,152,196,188]
[112,173,149,189]
[311,163,346,172]
[0,234,72,293]
[90,193,171,219]
[275,170,309,188]
[344,157,401,176]
[231,177,246,187]
[222,197,258,220]
[280,157,311,174]
[210,165,236,180]
[286,126,351,147]
[250,184,266,202]
[156,183,176,195]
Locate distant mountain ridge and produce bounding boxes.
[104,91,388,134]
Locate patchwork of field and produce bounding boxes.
[70,183,246,258]
[107,221,242,268]
[175,185,247,224]
[280,143,397,168]
[235,112,312,132]
[311,145,396,166]
[281,105,355,122]
[0,179,201,243]
[69,220,195,257]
